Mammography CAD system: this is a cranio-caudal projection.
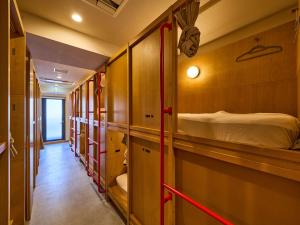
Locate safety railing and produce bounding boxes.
[159,22,233,225]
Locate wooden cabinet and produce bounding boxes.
[107,52,128,125]
[130,137,160,225]
[131,28,172,130]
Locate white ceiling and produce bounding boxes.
[34,59,95,96]
[19,0,297,96]
[18,0,297,47]
[18,0,177,46]
[27,33,108,70]
[197,0,297,45]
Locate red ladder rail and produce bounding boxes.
[74,90,78,157]
[97,72,106,193]
[86,79,90,176]
[159,22,233,225]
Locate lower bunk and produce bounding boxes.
[129,129,300,225]
[107,129,129,220]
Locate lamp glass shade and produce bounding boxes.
[187,66,200,79]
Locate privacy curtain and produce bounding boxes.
[175,0,200,57]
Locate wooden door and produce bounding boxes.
[132,29,161,129]
[107,52,128,125]
[131,138,145,223]
[131,138,161,225]
[142,140,160,225]
[131,27,172,130]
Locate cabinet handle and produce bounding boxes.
[115,149,120,153]
[144,148,151,154]
[145,114,154,118]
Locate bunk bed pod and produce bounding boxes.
[106,130,128,219]
[173,20,300,224]
[107,48,128,126]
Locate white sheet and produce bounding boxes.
[178,111,300,149]
[116,173,127,193]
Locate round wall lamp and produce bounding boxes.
[72,13,82,23]
[187,66,200,79]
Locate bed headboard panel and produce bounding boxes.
[178,22,297,116]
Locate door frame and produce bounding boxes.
[42,97,66,142]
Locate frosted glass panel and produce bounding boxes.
[46,99,63,141]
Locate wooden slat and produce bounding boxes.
[10,0,24,38]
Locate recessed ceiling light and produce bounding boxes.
[72,13,82,23]
[56,75,62,79]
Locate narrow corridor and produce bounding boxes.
[28,143,124,225]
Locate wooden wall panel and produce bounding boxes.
[178,22,297,116]
[10,36,26,225]
[175,148,300,225]
[0,0,10,224]
[107,53,128,124]
[298,0,300,117]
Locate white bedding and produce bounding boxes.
[178,111,300,149]
[116,173,127,193]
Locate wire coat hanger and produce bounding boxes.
[236,38,283,63]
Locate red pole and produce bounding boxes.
[97,73,105,193]
[86,82,90,175]
[164,184,234,225]
[74,90,77,157]
[160,22,172,225]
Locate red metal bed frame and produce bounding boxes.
[159,22,234,225]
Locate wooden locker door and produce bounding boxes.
[131,138,145,223]
[131,27,172,130]
[132,29,161,129]
[142,140,160,225]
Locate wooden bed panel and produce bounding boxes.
[130,137,171,225]
[131,27,172,130]
[178,21,297,116]
[107,53,128,124]
[174,148,300,225]
[130,137,160,225]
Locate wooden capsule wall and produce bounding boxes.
[0,1,10,224]
[0,1,42,224]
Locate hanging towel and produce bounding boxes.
[175,0,200,57]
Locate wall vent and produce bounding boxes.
[82,0,128,17]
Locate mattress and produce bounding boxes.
[178,111,300,149]
[116,173,127,193]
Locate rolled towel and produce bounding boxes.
[178,25,200,57]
